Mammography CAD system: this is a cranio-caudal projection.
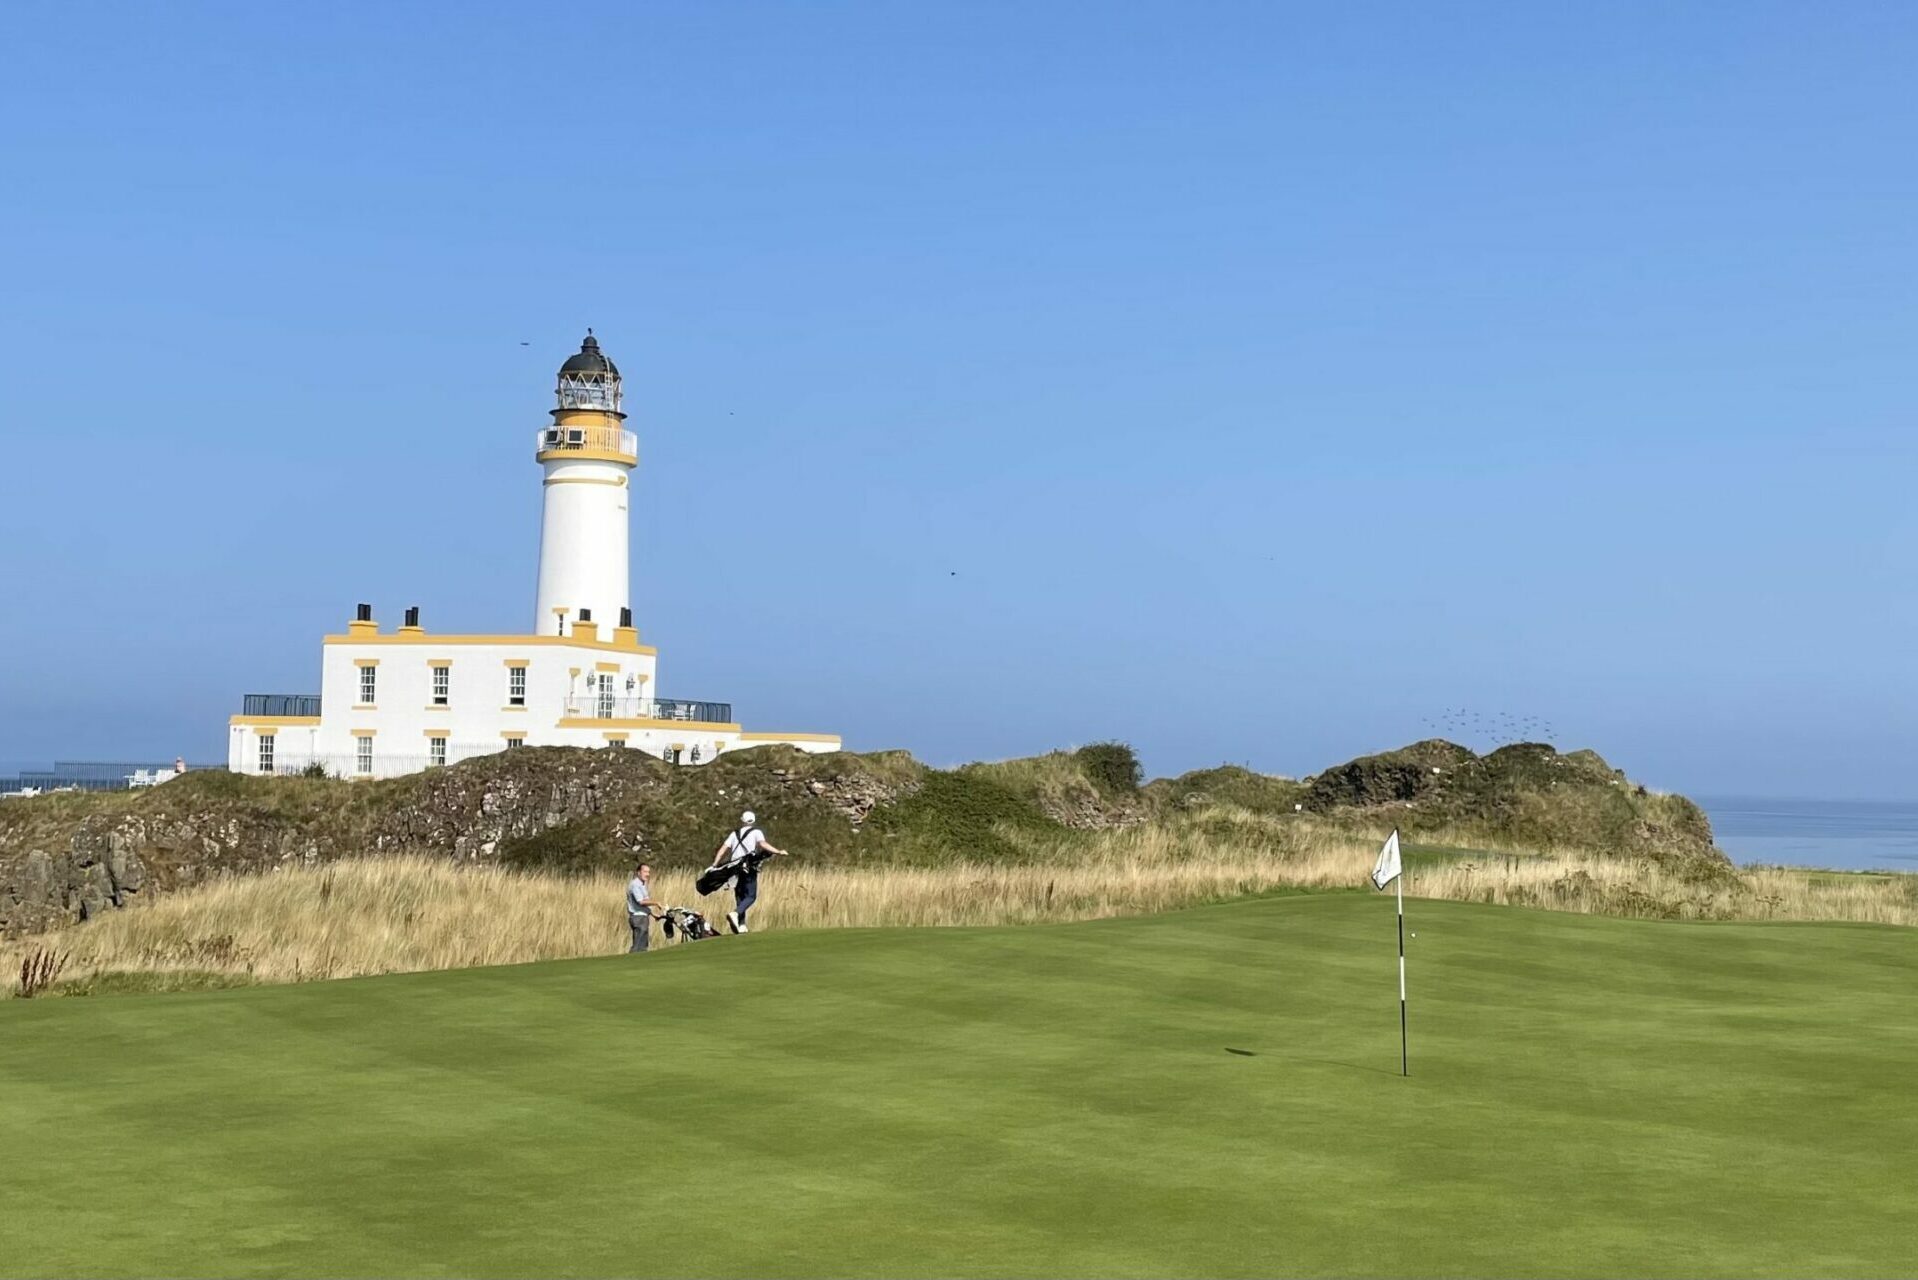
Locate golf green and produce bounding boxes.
[2,896,1914,1277]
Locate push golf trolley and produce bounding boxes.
[658,906,722,942]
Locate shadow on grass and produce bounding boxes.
[1223,1045,1405,1078]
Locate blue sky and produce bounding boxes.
[1,2,1914,797]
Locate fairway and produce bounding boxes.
[2,897,1914,1278]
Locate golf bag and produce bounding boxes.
[695,846,776,897]
[659,906,721,941]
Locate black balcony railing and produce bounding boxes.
[243,693,322,717]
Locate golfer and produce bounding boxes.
[710,810,788,934]
[626,861,661,952]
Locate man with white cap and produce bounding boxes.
[709,810,788,933]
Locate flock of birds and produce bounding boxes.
[1418,708,1556,746]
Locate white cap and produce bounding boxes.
[740,810,756,825]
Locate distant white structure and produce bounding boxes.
[228,334,840,778]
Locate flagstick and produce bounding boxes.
[1396,867,1408,1077]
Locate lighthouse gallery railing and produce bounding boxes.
[534,425,637,456]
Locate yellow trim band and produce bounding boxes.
[544,475,628,487]
[230,715,321,728]
[503,659,531,668]
[537,447,637,465]
[423,729,450,739]
[595,661,620,672]
[557,716,742,733]
[352,729,379,738]
[325,631,656,656]
[353,658,381,668]
[737,732,843,744]
[501,731,528,741]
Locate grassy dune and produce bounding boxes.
[6,812,1913,996]
[2,896,1914,1277]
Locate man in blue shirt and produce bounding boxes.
[626,862,660,952]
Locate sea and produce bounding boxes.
[1695,796,1918,873]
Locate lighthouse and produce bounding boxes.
[533,331,638,636]
[225,331,840,777]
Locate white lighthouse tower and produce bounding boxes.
[226,330,841,777]
[533,331,638,636]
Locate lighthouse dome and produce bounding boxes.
[559,331,620,377]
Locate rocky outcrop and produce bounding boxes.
[0,744,924,933]
[763,756,918,826]
[1302,740,1479,810]
[3,833,154,934]
[0,737,1722,933]
[1301,740,1724,872]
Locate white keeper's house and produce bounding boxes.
[228,333,840,778]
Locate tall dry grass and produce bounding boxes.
[1415,855,1918,927]
[4,813,1912,996]
[1,823,1374,994]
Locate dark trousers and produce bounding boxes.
[735,873,760,924]
[629,915,651,953]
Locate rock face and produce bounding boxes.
[1302,740,1723,871]
[1303,740,1478,810]
[3,833,154,934]
[0,737,1723,933]
[0,745,922,933]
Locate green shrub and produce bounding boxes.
[868,771,1060,861]
[1076,742,1142,796]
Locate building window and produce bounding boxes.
[359,666,376,705]
[608,739,625,749]
[664,747,681,765]
[431,664,450,706]
[258,735,275,774]
[429,736,447,767]
[596,673,615,719]
[356,735,374,775]
[505,736,524,750]
[508,667,526,706]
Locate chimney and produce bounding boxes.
[618,607,633,628]
[577,608,593,623]
[348,602,378,637]
[403,606,421,628]
[614,605,639,649]
[355,602,373,622]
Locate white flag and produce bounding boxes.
[1370,830,1402,890]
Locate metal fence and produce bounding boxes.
[563,695,733,723]
[0,762,225,796]
[249,741,687,779]
[242,693,322,717]
[534,423,637,457]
